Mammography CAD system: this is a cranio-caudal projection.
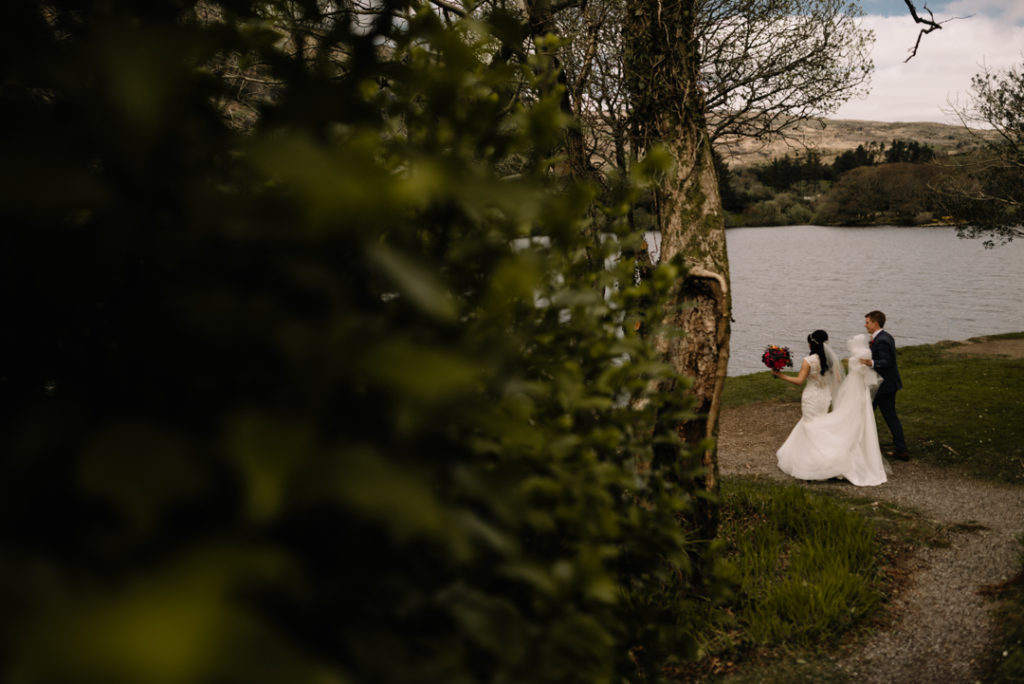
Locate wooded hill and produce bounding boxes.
[717,117,996,168]
[714,117,1000,227]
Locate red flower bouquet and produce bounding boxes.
[762,345,793,371]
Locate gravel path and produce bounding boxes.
[718,401,1024,683]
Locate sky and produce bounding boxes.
[831,1,1024,123]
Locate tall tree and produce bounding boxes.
[623,0,731,541]
[937,60,1024,246]
[555,0,874,176]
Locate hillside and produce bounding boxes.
[717,117,995,168]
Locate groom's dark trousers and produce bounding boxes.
[873,392,906,453]
[870,330,907,453]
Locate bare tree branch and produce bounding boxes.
[427,0,468,17]
[551,0,584,14]
[902,0,971,62]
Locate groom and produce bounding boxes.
[860,310,909,460]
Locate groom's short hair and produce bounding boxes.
[865,310,886,327]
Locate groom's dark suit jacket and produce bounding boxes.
[871,330,902,395]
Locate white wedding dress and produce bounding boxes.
[776,335,888,486]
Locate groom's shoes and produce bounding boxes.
[888,450,910,461]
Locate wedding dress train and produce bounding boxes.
[776,335,888,486]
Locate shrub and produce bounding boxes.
[747,199,785,225]
[814,162,943,225]
[784,202,814,225]
[0,2,719,682]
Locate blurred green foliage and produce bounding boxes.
[0,1,721,681]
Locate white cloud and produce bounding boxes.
[832,13,1024,123]
[941,0,1024,25]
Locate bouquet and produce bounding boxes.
[762,345,793,371]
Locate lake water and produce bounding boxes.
[719,225,1023,376]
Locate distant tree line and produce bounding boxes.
[832,138,936,174]
[738,138,937,192]
[750,150,832,191]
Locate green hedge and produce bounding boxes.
[0,2,720,681]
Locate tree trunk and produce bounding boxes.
[624,0,731,540]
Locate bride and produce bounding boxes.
[772,331,888,486]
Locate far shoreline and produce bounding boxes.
[724,222,963,230]
[727,332,1024,377]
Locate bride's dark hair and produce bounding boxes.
[807,329,830,375]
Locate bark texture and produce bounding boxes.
[624,0,731,537]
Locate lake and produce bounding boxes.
[712,225,1022,376]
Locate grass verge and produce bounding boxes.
[671,479,955,683]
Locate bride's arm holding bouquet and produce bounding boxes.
[773,359,811,386]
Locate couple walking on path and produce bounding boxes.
[771,310,908,486]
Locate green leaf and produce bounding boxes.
[369,243,459,322]
[361,338,483,402]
